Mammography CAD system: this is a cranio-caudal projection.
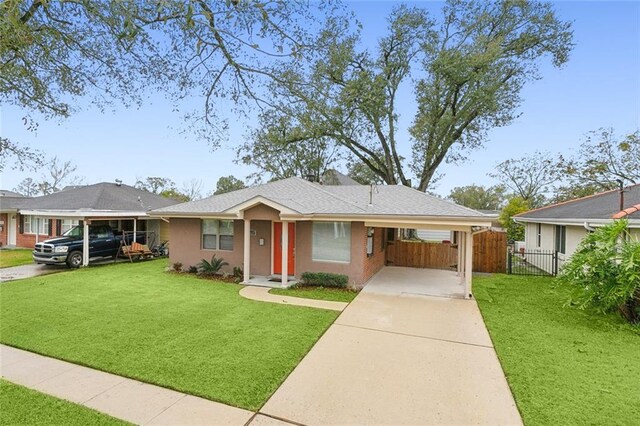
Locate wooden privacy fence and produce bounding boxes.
[473,231,507,273]
[385,231,507,273]
[386,240,457,269]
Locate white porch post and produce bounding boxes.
[464,231,473,299]
[133,218,137,242]
[82,220,90,267]
[243,219,251,283]
[456,231,462,277]
[36,217,40,243]
[281,221,288,287]
[458,232,465,284]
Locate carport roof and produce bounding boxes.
[151,177,485,219]
[9,182,180,215]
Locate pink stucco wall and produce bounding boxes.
[168,207,386,285]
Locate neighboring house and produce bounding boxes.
[514,184,640,273]
[0,182,180,251]
[150,177,492,295]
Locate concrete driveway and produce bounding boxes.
[0,264,64,282]
[260,268,522,425]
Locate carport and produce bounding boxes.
[363,266,465,298]
[12,182,180,266]
[19,209,158,266]
[362,216,491,299]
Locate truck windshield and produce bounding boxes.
[63,226,83,237]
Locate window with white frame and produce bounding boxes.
[61,219,80,234]
[555,225,566,254]
[312,221,351,263]
[536,223,542,247]
[202,219,234,250]
[23,215,49,235]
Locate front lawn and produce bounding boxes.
[0,379,126,425]
[0,249,33,268]
[0,261,338,411]
[270,286,359,303]
[475,275,640,425]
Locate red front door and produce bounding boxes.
[273,222,295,275]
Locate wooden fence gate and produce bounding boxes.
[385,230,507,273]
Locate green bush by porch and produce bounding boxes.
[475,274,640,425]
[301,271,349,288]
[0,260,338,411]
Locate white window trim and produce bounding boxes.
[24,215,49,235]
[312,221,351,263]
[202,219,235,251]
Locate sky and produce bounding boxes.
[1,0,639,197]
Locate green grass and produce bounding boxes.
[475,274,640,425]
[0,249,33,268]
[0,260,338,411]
[0,379,126,425]
[269,286,359,303]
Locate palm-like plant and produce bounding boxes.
[197,255,229,276]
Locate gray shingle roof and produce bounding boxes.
[517,184,640,221]
[14,183,180,212]
[0,190,25,198]
[153,177,484,218]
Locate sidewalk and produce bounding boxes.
[0,345,254,425]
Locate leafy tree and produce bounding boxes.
[558,219,640,324]
[12,177,38,197]
[160,188,191,202]
[346,158,385,185]
[214,176,246,195]
[13,156,82,196]
[1,0,334,169]
[490,151,564,208]
[448,184,506,210]
[237,111,343,183]
[135,177,176,194]
[252,1,573,191]
[560,128,640,191]
[500,196,530,241]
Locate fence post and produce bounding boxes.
[553,251,559,276]
[507,248,512,274]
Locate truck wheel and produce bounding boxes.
[66,251,83,268]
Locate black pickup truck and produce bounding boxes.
[33,225,145,268]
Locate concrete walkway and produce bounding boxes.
[239,286,348,311]
[261,274,523,425]
[0,263,64,282]
[0,345,254,425]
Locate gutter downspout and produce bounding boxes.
[583,222,596,232]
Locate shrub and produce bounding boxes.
[558,219,640,324]
[172,262,183,272]
[301,272,349,288]
[198,255,229,276]
[232,266,244,283]
[187,265,198,274]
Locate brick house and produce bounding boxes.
[150,177,492,296]
[0,183,181,250]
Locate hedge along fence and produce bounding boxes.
[300,272,349,288]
